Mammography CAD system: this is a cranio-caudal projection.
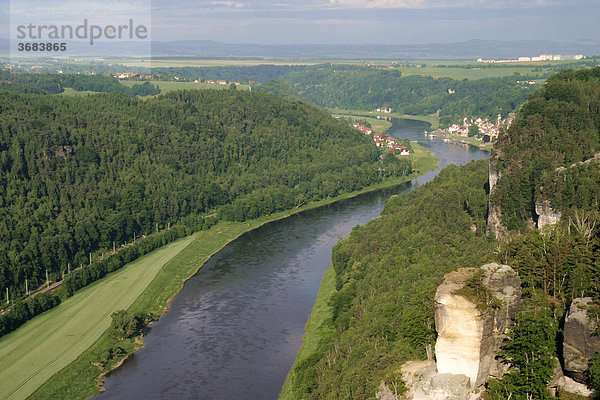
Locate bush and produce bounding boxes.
[111,310,146,339]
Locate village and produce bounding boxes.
[352,124,411,155]
[112,72,254,87]
[434,113,516,144]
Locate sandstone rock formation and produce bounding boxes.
[548,358,594,397]
[563,297,600,383]
[487,153,507,239]
[435,263,521,388]
[535,198,562,229]
[399,360,477,400]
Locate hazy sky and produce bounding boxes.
[2,0,599,44]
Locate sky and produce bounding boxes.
[1,0,599,45]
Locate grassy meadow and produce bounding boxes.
[0,237,194,400]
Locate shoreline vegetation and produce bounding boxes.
[22,144,439,400]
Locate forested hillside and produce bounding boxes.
[287,160,494,398]
[0,89,406,302]
[280,65,535,121]
[0,71,160,96]
[492,67,600,231]
[287,67,600,399]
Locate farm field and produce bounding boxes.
[110,58,320,68]
[0,236,194,400]
[394,64,547,80]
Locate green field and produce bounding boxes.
[332,113,392,135]
[0,236,194,400]
[59,87,101,96]
[329,108,440,130]
[395,64,545,80]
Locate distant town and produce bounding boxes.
[477,53,584,63]
[432,113,516,144]
[353,124,411,155]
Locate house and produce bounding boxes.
[217,80,227,85]
[205,80,216,84]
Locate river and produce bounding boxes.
[99,119,489,400]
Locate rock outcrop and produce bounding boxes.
[535,197,561,229]
[548,358,594,397]
[487,152,507,239]
[399,360,477,400]
[435,263,521,388]
[563,297,600,383]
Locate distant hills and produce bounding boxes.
[1,38,598,60]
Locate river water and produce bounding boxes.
[99,119,489,400]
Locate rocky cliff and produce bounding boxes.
[487,152,507,239]
[534,197,562,229]
[399,264,521,399]
[434,263,521,388]
[563,297,600,383]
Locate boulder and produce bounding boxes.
[563,297,600,383]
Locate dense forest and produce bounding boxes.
[492,67,600,231]
[0,88,410,305]
[280,65,536,121]
[288,67,600,399]
[0,71,160,96]
[151,65,307,84]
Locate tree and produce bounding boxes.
[468,123,479,137]
[111,310,145,339]
[489,296,557,400]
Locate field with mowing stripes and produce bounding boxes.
[0,236,194,400]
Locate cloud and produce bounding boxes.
[326,0,585,8]
[208,1,246,8]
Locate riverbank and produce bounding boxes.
[279,265,336,400]
[25,147,439,400]
[443,135,493,152]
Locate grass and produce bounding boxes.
[328,108,440,130]
[411,142,439,173]
[59,87,101,96]
[23,150,438,400]
[395,64,546,80]
[279,265,336,400]
[332,113,392,135]
[0,237,194,400]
